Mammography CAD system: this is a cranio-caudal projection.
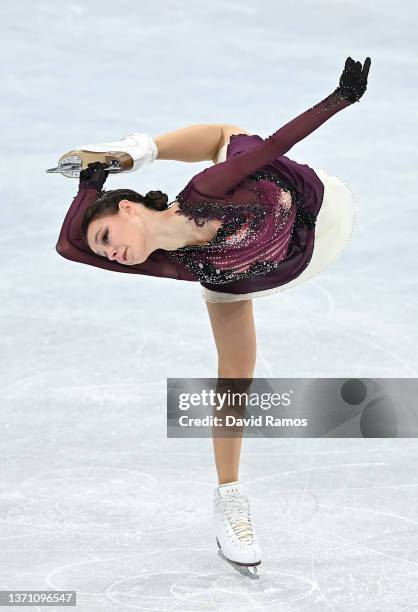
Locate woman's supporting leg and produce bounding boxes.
[205,300,257,485]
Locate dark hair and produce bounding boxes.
[81,188,169,248]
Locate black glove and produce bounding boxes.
[335,56,371,104]
[79,161,110,191]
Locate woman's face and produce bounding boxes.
[86,200,147,265]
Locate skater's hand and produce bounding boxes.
[335,56,372,104]
[79,161,109,190]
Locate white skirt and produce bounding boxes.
[201,139,357,303]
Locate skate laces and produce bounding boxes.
[215,493,255,545]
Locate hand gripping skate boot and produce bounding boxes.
[214,481,262,579]
[46,132,158,178]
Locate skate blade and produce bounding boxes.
[217,549,260,579]
[46,149,133,178]
[216,539,260,580]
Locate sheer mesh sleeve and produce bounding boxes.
[192,91,350,197]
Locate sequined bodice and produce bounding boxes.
[167,169,317,285]
[170,203,223,247]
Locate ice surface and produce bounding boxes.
[1,0,418,610]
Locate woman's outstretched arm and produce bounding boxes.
[192,57,371,197]
[153,124,248,164]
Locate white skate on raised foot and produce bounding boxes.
[214,481,262,580]
[46,132,158,178]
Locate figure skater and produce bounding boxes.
[50,56,371,579]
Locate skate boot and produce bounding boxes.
[46,132,158,178]
[214,480,262,579]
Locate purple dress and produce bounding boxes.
[56,91,350,295]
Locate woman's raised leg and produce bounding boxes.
[154,124,251,164]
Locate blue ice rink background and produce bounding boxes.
[1,1,418,610]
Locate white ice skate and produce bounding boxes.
[214,481,262,579]
[46,132,158,178]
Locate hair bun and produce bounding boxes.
[144,190,169,211]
